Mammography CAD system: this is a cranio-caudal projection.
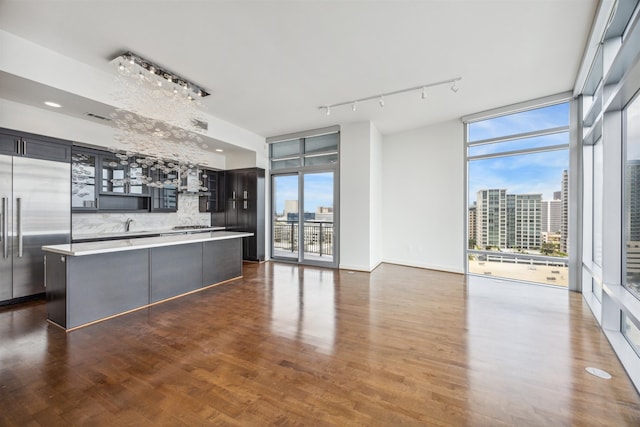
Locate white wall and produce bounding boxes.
[369,123,383,269]
[381,119,464,274]
[340,121,373,271]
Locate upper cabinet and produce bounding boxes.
[151,168,178,212]
[100,154,127,194]
[71,150,98,210]
[100,154,149,196]
[0,129,71,162]
[199,169,223,212]
[72,147,159,213]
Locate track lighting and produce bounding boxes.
[318,76,461,115]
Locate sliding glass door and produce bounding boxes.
[269,128,339,267]
[272,174,299,260]
[271,171,337,266]
[302,171,335,264]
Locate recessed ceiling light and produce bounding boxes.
[44,101,62,108]
[215,149,223,153]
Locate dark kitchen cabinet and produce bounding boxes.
[150,168,178,212]
[100,155,149,196]
[0,129,71,162]
[225,168,265,261]
[199,169,224,214]
[71,149,98,210]
[72,146,152,213]
[99,154,150,212]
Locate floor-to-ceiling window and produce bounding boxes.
[578,0,640,391]
[464,100,571,287]
[268,127,339,267]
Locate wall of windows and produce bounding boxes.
[578,0,640,391]
[464,98,571,287]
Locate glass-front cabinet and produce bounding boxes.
[151,168,178,212]
[71,150,97,210]
[72,147,154,212]
[100,155,148,196]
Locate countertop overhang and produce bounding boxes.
[72,226,226,241]
[43,231,253,256]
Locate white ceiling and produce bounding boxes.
[0,0,598,138]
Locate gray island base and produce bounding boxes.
[42,231,252,331]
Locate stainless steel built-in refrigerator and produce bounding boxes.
[0,154,70,301]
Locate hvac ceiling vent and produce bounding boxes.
[85,112,112,121]
[192,119,208,131]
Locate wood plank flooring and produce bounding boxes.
[1,262,639,426]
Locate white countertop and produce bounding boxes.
[72,226,226,241]
[43,231,253,256]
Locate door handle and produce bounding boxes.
[22,140,27,156]
[17,197,23,257]
[244,200,248,209]
[1,197,7,258]
[243,191,248,199]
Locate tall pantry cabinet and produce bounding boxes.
[225,168,265,262]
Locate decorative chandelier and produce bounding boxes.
[107,51,214,192]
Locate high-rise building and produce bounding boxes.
[553,191,561,201]
[625,160,640,242]
[468,203,477,247]
[476,189,507,249]
[284,200,298,217]
[561,170,569,253]
[476,189,541,250]
[541,200,562,233]
[512,194,542,249]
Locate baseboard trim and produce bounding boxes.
[381,258,464,275]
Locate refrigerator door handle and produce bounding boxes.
[1,197,7,258]
[17,197,23,257]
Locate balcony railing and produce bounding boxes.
[273,221,334,256]
[467,249,568,286]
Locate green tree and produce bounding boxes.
[541,242,555,256]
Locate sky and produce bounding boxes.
[467,102,570,204]
[274,172,334,214]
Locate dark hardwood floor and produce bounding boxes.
[1,262,639,426]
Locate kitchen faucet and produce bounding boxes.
[125,218,134,232]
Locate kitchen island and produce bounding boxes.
[42,231,252,330]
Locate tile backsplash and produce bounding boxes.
[73,193,211,235]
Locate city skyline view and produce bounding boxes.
[468,149,569,203]
[467,102,570,204]
[273,172,334,216]
[467,102,570,286]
